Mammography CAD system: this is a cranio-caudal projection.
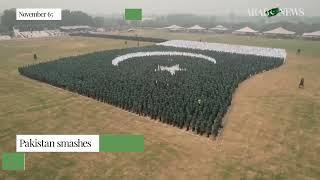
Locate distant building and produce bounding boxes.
[13,28,24,38]
[12,27,65,39]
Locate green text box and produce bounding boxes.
[2,153,25,171]
[99,135,144,152]
[125,9,142,20]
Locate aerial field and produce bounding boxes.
[0,35,319,180]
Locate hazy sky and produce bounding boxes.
[0,0,318,16]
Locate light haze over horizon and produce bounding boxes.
[0,0,319,16]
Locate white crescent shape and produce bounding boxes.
[112,51,216,66]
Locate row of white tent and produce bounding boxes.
[162,25,320,38]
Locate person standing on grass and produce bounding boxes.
[297,49,301,55]
[33,54,37,61]
[299,77,304,88]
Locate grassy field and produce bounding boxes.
[0,34,319,180]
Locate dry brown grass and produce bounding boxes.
[0,35,319,180]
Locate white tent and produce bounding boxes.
[163,25,185,32]
[127,28,136,32]
[216,25,225,29]
[233,27,258,35]
[210,25,228,31]
[302,31,320,38]
[0,35,11,40]
[263,27,295,35]
[187,25,206,30]
[163,25,184,30]
[210,25,228,30]
[96,28,105,32]
[209,25,228,33]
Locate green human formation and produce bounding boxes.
[19,46,284,137]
